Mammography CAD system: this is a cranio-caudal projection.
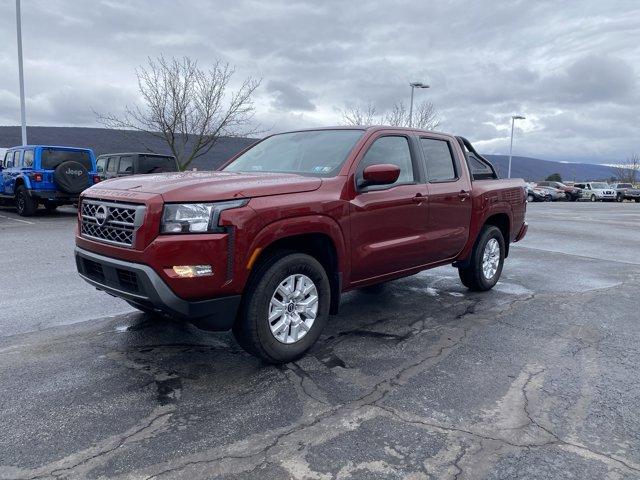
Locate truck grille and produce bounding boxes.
[80,199,145,248]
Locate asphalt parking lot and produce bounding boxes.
[1,202,639,479]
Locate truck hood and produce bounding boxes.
[86,171,322,202]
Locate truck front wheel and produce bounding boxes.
[458,225,505,291]
[233,251,331,363]
[15,186,37,217]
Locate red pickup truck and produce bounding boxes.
[75,127,527,363]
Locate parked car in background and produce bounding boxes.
[525,183,551,202]
[96,153,179,180]
[537,181,582,201]
[536,184,566,201]
[574,182,616,202]
[0,145,99,216]
[610,183,640,202]
[75,126,528,363]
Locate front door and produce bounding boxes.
[349,134,430,283]
[419,136,472,262]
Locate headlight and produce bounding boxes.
[161,199,248,234]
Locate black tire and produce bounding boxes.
[617,194,623,202]
[635,198,640,203]
[233,251,330,364]
[15,186,37,216]
[458,225,505,292]
[526,194,534,203]
[590,194,597,202]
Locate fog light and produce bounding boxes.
[172,265,213,277]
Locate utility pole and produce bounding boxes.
[16,0,27,145]
[408,82,429,128]
[508,115,525,178]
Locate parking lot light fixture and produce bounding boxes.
[409,82,430,128]
[508,115,526,179]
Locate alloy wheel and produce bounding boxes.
[268,274,318,344]
[482,238,500,280]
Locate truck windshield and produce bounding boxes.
[41,149,92,170]
[139,155,179,174]
[591,183,608,189]
[224,129,364,176]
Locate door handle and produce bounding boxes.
[458,190,471,201]
[412,193,425,204]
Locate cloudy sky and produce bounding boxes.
[0,0,638,163]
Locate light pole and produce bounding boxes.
[507,115,525,179]
[15,0,27,145]
[409,82,429,128]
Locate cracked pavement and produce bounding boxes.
[1,202,639,479]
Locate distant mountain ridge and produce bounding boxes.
[0,126,618,181]
[483,154,617,182]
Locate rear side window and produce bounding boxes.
[138,155,179,174]
[107,157,117,172]
[41,149,92,170]
[421,138,457,182]
[23,150,34,167]
[358,136,415,187]
[2,152,9,167]
[118,156,133,173]
[13,151,22,168]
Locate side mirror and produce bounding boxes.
[360,164,401,188]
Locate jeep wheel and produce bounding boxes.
[458,225,505,291]
[233,251,330,364]
[15,186,37,216]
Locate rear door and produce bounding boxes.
[117,156,134,176]
[349,133,430,283]
[105,157,118,179]
[419,135,472,262]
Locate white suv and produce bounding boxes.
[574,182,616,202]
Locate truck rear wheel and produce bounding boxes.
[233,251,330,364]
[458,225,505,291]
[15,186,37,217]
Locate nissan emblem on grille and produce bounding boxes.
[80,199,145,248]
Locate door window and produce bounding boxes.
[106,157,118,173]
[420,138,457,182]
[357,136,414,188]
[23,150,34,168]
[13,151,22,168]
[118,156,133,174]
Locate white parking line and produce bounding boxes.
[0,214,34,225]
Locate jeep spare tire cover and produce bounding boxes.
[54,161,89,194]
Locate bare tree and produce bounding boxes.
[613,153,640,184]
[341,103,377,126]
[97,55,260,170]
[341,100,440,130]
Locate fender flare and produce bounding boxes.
[244,214,348,274]
[14,174,32,193]
[454,203,513,268]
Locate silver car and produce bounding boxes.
[574,182,617,202]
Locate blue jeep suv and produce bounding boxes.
[0,145,99,216]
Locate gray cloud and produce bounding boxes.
[0,0,638,163]
[267,80,316,111]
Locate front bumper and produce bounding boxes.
[75,247,241,330]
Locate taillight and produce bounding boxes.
[93,175,101,183]
[30,172,43,182]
